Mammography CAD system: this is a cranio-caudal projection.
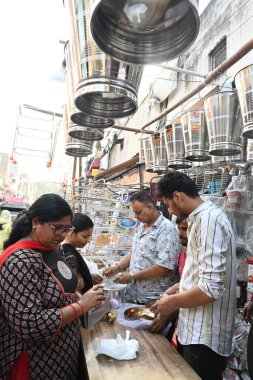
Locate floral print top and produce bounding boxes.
[127,214,180,303]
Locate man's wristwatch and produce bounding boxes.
[129,272,135,283]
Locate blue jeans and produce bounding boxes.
[181,344,227,380]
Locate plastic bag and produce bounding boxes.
[96,330,139,360]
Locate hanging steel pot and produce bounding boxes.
[204,90,243,156]
[180,109,211,161]
[65,138,93,157]
[143,136,155,172]
[152,132,168,173]
[68,124,104,141]
[66,0,143,119]
[90,0,200,65]
[234,65,253,138]
[164,121,191,169]
[64,41,114,129]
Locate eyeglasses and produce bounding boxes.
[47,223,75,236]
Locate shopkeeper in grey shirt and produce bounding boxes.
[103,191,180,304]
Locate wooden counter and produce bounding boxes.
[81,321,200,380]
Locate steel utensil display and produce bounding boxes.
[90,0,200,65]
[204,91,243,156]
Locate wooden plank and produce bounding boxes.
[81,321,200,380]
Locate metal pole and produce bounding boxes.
[112,125,154,134]
[141,38,253,131]
[155,64,207,78]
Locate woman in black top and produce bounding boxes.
[61,213,102,294]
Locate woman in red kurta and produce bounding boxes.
[0,194,105,380]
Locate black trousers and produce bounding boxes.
[181,344,227,380]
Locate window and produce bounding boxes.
[209,38,227,71]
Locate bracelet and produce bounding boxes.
[129,272,135,283]
[76,301,85,315]
[68,303,78,320]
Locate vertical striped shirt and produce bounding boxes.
[178,201,236,356]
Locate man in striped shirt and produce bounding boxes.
[152,171,236,380]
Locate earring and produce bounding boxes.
[32,225,37,229]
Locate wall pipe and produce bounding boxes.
[113,125,154,134]
[140,38,253,131]
[155,64,207,78]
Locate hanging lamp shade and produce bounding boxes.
[90,0,200,65]
[66,0,143,119]
[204,91,243,156]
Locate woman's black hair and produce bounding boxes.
[71,213,94,233]
[4,194,73,249]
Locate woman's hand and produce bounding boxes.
[103,264,120,277]
[91,273,103,285]
[243,300,253,324]
[78,284,106,312]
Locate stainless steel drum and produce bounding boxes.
[152,132,168,173]
[235,65,253,138]
[180,109,211,161]
[247,140,253,161]
[90,0,200,65]
[64,41,114,129]
[65,138,93,157]
[143,136,155,172]
[67,0,143,119]
[70,107,114,129]
[138,136,146,164]
[204,91,243,156]
[68,124,104,141]
[164,122,192,169]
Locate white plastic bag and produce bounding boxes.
[96,330,139,360]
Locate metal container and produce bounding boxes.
[67,0,143,119]
[138,136,146,164]
[247,140,253,162]
[204,91,243,156]
[70,106,114,129]
[164,122,191,169]
[152,132,168,173]
[64,41,114,129]
[65,138,93,157]
[143,136,155,172]
[90,0,200,65]
[235,65,253,138]
[180,109,211,161]
[68,124,104,141]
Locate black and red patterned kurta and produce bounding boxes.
[0,247,88,380]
